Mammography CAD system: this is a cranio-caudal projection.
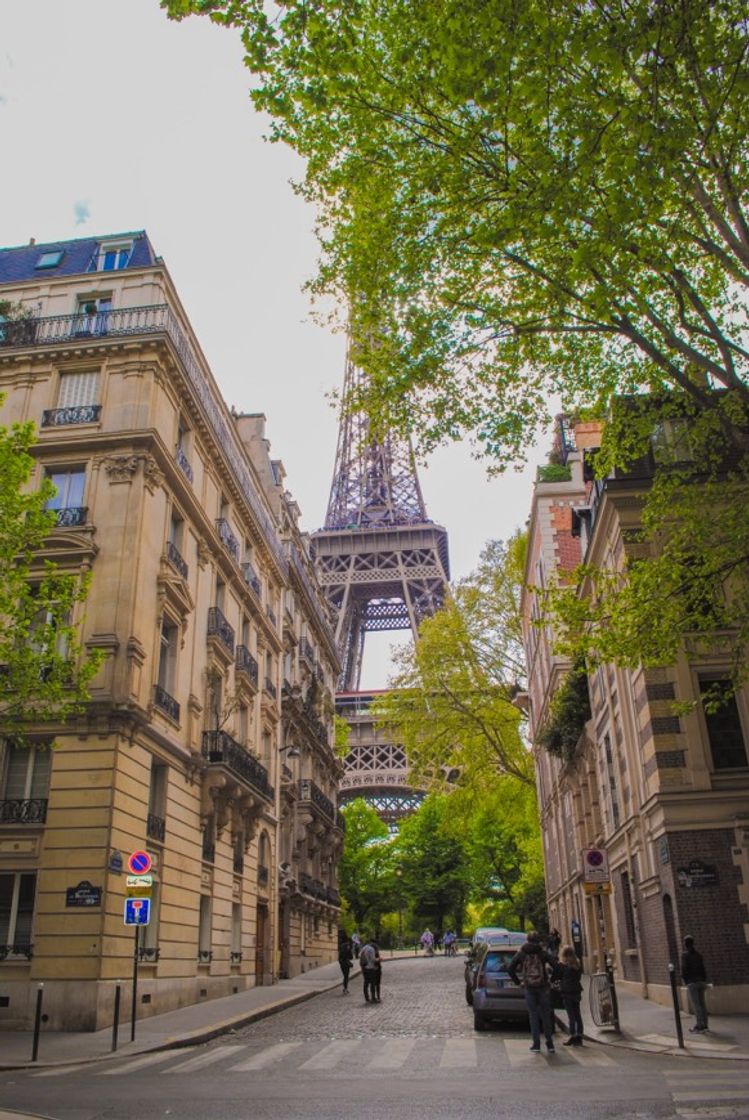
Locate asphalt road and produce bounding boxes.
[0,957,747,1120]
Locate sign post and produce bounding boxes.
[124,852,153,1042]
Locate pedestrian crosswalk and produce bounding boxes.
[665,1067,749,1110]
[30,1035,624,1080]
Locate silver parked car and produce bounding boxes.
[467,938,529,1029]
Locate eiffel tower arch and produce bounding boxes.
[311,350,450,822]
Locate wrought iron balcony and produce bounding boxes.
[202,730,274,802]
[42,404,101,427]
[233,854,244,875]
[241,561,262,598]
[153,684,180,722]
[175,444,194,484]
[137,946,160,962]
[216,518,239,561]
[0,798,48,825]
[230,950,243,964]
[166,540,188,580]
[201,837,215,863]
[53,506,87,528]
[198,949,213,963]
[326,886,341,907]
[263,677,277,701]
[147,812,166,843]
[299,779,335,822]
[207,607,234,654]
[299,872,327,901]
[299,637,315,667]
[235,645,259,688]
[266,604,277,627]
[258,864,269,886]
[0,944,33,960]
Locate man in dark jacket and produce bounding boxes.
[508,931,555,1053]
[681,935,709,1032]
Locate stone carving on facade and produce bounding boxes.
[142,454,165,493]
[103,454,139,483]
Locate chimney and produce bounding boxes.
[29,238,36,246]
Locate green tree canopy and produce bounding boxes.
[337,797,394,934]
[393,794,469,933]
[165,0,749,464]
[0,406,102,738]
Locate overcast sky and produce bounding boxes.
[0,0,549,687]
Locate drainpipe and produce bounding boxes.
[625,826,648,998]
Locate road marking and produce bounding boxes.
[673,1091,749,1104]
[163,1045,245,1073]
[504,1039,556,1067]
[228,1042,303,1071]
[98,1049,195,1075]
[439,1039,477,1069]
[33,1063,91,1078]
[665,1072,749,1086]
[297,1039,360,1070]
[365,1039,416,1071]
[563,1044,616,1066]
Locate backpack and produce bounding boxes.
[521,950,547,988]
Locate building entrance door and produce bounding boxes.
[256,903,269,986]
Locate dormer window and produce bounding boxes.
[36,250,64,269]
[88,241,132,272]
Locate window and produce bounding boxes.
[651,419,693,465]
[620,870,637,948]
[603,733,621,830]
[74,297,112,336]
[0,872,36,954]
[157,619,178,696]
[231,903,242,960]
[2,743,51,805]
[147,759,167,843]
[141,879,160,958]
[35,250,64,269]
[58,371,99,408]
[215,580,226,613]
[700,678,748,770]
[168,512,183,550]
[44,466,85,511]
[89,242,132,272]
[198,895,212,960]
[238,704,249,745]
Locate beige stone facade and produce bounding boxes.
[522,420,749,1014]
[0,232,341,1029]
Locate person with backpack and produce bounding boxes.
[508,930,556,1053]
[553,944,584,1045]
[360,936,381,1003]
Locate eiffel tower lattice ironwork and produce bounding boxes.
[311,350,450,822]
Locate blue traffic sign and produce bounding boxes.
[124,898,151,925]
[127,850,152,875]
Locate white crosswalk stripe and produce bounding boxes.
[297,1039,360,1070]
[563,1043,616,1066]
[364,1039,416,1071]
[665,1069,749,1106]
[227,1042,303,1071]
[504,1039,555,1067]
[439,1038,478,1069]
[98,1049,196,1075]
[163,1045,246,1073]
[33,1062,92,1078]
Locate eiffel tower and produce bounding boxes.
[311,350,450,822]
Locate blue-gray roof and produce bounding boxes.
[0,231,158,286]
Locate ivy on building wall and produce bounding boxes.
[537,665,591,764]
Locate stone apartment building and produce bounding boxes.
[0,231,341,1030]
[522,417,749,1013]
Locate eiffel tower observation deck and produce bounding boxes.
[311,350,450,822]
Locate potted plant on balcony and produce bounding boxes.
[0,300,37,346]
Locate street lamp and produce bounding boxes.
[395,867,404,949]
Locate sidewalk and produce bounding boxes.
[576,972,749,1061]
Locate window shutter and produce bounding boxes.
[58,371,99,408]
[29,749,51,799]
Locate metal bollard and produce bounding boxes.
[668,963,685,1048]
[112,983,121,1052]
[31,983,44,1062]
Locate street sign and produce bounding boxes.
[124,898,151,925]
[127,850,152,875]
[582,846,610,884]
[126,875,153,897]
[583,881,612,895]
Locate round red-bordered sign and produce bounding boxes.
[586,849,605,867]
[128,850,152,875]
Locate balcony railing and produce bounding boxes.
[266,605,277,627]
[0,944,33,960]
[288,545,336,647]
[153,684,180,722]
[41,404,101,427]
[230,950,243,964]
[175,444,194,484]
[263,677,277,701]
[0,304,289,575]
[299,779,335,822]
[202,730,274,802]
[166,540,188,580]
[147,812,166,843]
[137,946,160,962]
[216,518,239,561]
[53,506,87,527]
[299,637,315,667]
[241,561,262,598]
[235,645,259,688]
[207,607,234,654]
[198,949,213,963]
[0,798,48,825]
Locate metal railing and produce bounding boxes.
[146,812,166,843]
[166,541,188,580]
[0,798,48,824]
[216,518,239,561]
[153,684,180,722]
[41,404,101,427]
[263,677,277,700]
[299,637,315,666]
[299,779,335,822]
[235,645,259,688]
[266,605,277,627]
[202,730,274,802]
[241,561,262,598]
[198,949,213,963]
[0,944,33,960]
[230,950,243,964]
[175,444,194,484]
[137,946,160,962]
[207,607,234,654]
[298,874,339,906]
[0,304,289,575]
[53,506,87,527]
[288,545,336,646]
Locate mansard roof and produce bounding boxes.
[0,231,157,285]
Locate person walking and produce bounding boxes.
[546,927,562,958]
[508,931,556,1053]
[420,928,434,956]
[351,931,361,959]
[554,945,584,1045]
[338,933,354,995]
[360,936,381,1003]
[681,935,709,1033]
